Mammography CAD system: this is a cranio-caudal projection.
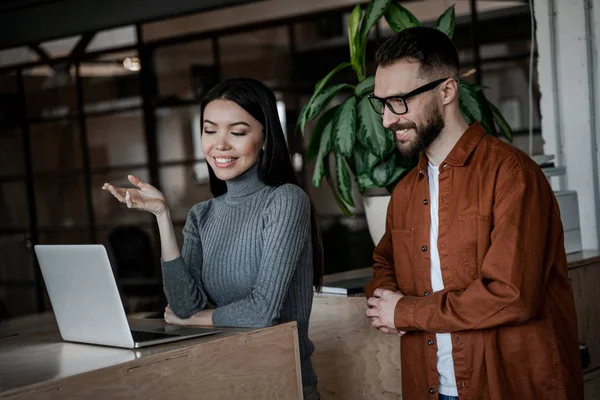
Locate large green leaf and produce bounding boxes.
[324,155,353,216]
[459,100,476,125]
[299,63,351,134]
[371,153,397,186]
[490,101,513,141]
[471,84,488,92]
[353,143,379,177]
[335,153,354,207]
[359,0,392,44]
[385,3,420,33]
[356,96,395,160]
[311,112,335,188]
[357,173,378,192]
[459,80,497,135]
[296,102,309,133]
[478,93,498,136]
[314,62,352,97]
[307,106,339,162]
[459,79,483,122]
[332,97,357,158]
[355,75,375,97]
[306,83,351,124]
[386,166,406,187]
[348,5,362,77]
[435,5,455,38]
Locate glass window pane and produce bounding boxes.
[157,105,201,163]
[87,26,137,53]
[0,46,36,68]
[0,234,35,282]
[0,128,24,177]
[159,165,212,222]
[0,180,29,229]
[0,234,37,318]
[23,66,78,120]
[38,229,92,245]
[81,50,141,115]
[156,40,215,102]
[29,121,82,173]
[35,175,89,228]
[96,226,159,280]
[96,225,163,314]
[219,26,290,86]
[87,113,147,167]
[92,168,154,226]
[1,287,37,318]
[293,21,320,52]
[40,35,81,58]
[0,72,21,129]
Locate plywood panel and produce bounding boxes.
[1,322,301,400]
[309,296,402,400]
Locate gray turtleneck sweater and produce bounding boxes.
[161,165,317,386]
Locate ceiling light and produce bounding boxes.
[123,57,141,72]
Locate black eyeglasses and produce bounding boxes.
[367,78,449,115]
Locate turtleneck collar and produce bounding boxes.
[224,163,266,199]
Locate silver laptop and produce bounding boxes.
[34,244,221,348]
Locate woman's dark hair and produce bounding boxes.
[199,78,324,291]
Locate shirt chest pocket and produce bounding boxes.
[458,214,493,279]
[391,228,416,293]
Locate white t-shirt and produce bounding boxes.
[428,162,458,396]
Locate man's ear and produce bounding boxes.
[441,78,459,105]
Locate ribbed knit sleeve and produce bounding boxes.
[161,202,210,318]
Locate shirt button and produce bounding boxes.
[428,339,434,345]
[429,387,436,394]
[424,291,430,296]
[443,164,448,169]
[422,245,428,252]
[441,242,445,248]
[423,199,428,205]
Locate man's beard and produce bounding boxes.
[390,101,445,158]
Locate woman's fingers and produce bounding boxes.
[102,183,126,203]
[125,190,135,209]
[128,174,145,190]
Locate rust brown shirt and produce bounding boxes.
[365,123,583,400]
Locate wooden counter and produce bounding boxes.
[0,317,302,400]
[312,250,600,400]
[309,296,402,400]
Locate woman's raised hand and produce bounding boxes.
[102,175,168,217]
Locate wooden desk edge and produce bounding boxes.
[0,321,300,398]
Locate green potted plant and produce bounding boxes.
[297,0,512,244]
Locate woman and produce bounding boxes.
[102,78,322,399]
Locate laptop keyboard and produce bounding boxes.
[131,330,177,343]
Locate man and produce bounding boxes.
[364,27,583,400]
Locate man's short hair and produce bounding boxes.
[375,27,459,79]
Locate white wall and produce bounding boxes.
[534,0,600,250]
[593,0,600,250]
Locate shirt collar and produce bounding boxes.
[417,122,486,178]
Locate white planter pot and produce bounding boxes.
[363,194,391,246]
